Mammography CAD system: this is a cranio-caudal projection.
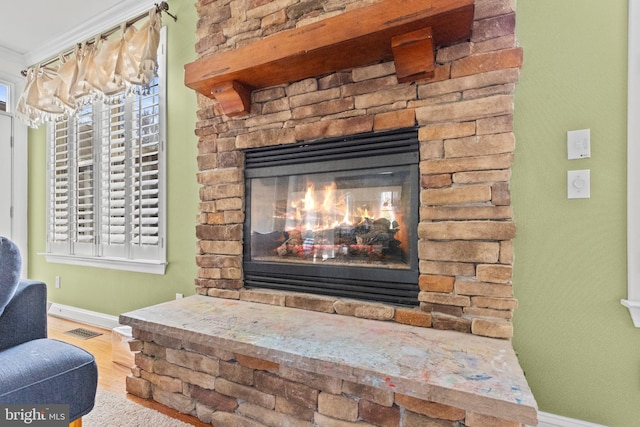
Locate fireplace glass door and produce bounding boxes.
[250,169,412,268]
[244,128,419,305]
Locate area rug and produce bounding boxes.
[84,389,193,427]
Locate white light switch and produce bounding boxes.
[567,129,591,159]
[568,169,590,199]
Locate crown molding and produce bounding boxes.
[0,46,27,78]
[23,0,158,67]
[0,45,22,61]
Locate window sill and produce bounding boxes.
[42,253,167,275]
[621,300,640,327]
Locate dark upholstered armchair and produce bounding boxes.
[0,237,98,425]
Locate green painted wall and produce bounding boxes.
[27,0,200,317]
[24,0,640,424]
[513,1,640,425]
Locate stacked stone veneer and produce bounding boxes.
[192,0,522,340]
[126,327,529,426]
[125,1,528,425]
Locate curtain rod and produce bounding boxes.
[20,1,177,77]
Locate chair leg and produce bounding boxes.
[69,418,82,427]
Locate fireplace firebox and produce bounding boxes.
[244,128,419,305]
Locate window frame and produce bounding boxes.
[43,27,167,275]
[0,81,9,112]
[625,0,640,326]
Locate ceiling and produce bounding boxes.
[0,0,157,68]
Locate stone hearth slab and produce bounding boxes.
[120,295,537,425]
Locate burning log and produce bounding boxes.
[251,231,285,253]
[264,215,402,263]
[355,218,392,245]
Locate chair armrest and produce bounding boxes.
[0,280,47,351]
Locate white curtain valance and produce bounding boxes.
[17,8,162,128]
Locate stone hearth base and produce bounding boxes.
[120,296,537,426]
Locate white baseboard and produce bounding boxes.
[533,411,608,427]
[48,302,120,330]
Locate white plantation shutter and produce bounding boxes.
[100,99,128,257]
[130,80,161,258]
[73,105,96,255]
[48,120,71,252]
[45,27,166,274]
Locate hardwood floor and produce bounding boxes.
[47,315,210,427]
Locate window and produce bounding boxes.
[44,29,166,274]
[1,82,12,240]
[0,83,8,112]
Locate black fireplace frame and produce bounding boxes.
[243,127,420,306]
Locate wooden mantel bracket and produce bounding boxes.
[392,27,436,83]
[211,81,253,118]
[184,0,474,117]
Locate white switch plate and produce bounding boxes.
[567,129,591,159]
[568,169,590,199]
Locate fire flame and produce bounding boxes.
[286,181,387,232]
[322,183,336,213]
[303,184,315,212]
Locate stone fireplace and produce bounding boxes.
[184,0,522,339]
[120,0,537,426]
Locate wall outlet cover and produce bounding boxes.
[567,129,591,159]
[568,169,590,199]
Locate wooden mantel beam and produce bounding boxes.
[184,0,474,116]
